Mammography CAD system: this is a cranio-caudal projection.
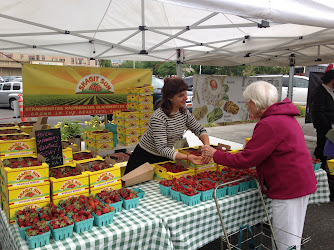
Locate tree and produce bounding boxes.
[156,62,176,77]
[99,59,112,68]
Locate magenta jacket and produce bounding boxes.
[213,98,317,199]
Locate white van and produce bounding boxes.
[0,81,22,109]
[281,75,309,106]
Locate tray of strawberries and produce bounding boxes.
[0,133,30,141]
[49,216,74,241]
[15,207,40,240]
[118,188,140,209]
[96,190,123,212]
[25,220,51,249]
[49,166,82,179]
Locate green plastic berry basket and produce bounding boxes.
[227,184,239,196]
[180,193,201,206]
[133,188,145,198]
[239,181,250,192]
[121,197,140,210]
[25,230,51,249]
[216,186,227,198]
[313,162,321,171]
[198,189,214,201]
[97,197,123,213]
[159,184,171,196]
[170,189,181,201]
[50,222,74,241]
[249,179,257,189]
[16,221,31,240]
[92,211,115,227]
[73,217,94,233]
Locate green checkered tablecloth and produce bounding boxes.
[0,169,329,250]
[0,205,173,250]
[133,169,330,250]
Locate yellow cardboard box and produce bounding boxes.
[0,127,22,135]
[49,165,89,199]
[139,111,153,120]
[2,197,50,224]
[1,180,50,206]
[0,155,49,187]
[76,158,121,188]
[127,94,139,103]
[117,128,140,137]
[90,178,122,195]
[139,103,154,112]
[86,140,114,151]
[52,190,89,206]
[138,95,153,104]
[139,120,149,128]
[0,137,36,159]
[195,165,218,174]
[114,162,127,177]
[116,119,140,129]
[327,159,334,176]
[73,150,103,164]
[127,103,138,111]
[62,147,73,164]
[0,123,18,129]
[127,87,137,95]
[152,161,196,181]
[87,130,113,143]
[137,86,154,96]
[119,136,139,146]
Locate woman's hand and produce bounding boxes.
[201,145,217,158]
[188,154,203,165]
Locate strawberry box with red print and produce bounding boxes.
[49,164,89,200]
[0,154,49,187]
[76,157,121,190]
[0,133,37,159]
[152,160,196,181]
[87,129,113,143]
[1,179,50,207]
[177,146,216,170]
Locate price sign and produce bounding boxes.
[35,128,63,168]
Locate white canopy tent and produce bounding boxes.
[1,0,334,68]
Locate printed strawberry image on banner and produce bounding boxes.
[75,74,114,94]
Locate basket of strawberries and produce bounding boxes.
[96,190,123,213]
[25,220,51,249]
[196,179,215,202]
[312,158,321,171]
[15,207,40,240]
[71,211,94,233]
[38,202,66,221]
[90,203,115,227]
[158,180,173,196]
[118,188,140,209]
[180,187,201,206]
[49,216,74,241]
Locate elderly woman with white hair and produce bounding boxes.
[201,81,317,250]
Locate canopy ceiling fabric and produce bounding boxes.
[1,0,334,67]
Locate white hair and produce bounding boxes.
[243,81,278,110]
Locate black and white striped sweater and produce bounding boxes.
[139,108,207,160]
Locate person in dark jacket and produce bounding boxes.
[311,70,334,171]
[201,81,317,250]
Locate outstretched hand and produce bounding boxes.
[201,145,217,158]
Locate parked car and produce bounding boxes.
[152,77,193,112]
[282,75,309,105]
[253,75,309,106]
[0,81,22,109]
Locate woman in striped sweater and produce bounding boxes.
[125,77,210,174]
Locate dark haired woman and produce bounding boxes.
[311,70,334,172]
[125,77,210,174]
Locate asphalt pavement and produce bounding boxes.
[0,107,333,249]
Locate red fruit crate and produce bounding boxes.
[25,229,51,249]
[92,211,115,227]
[73,217,94,233]
[121,197,140,210]
[180,193,201,206]
[50,222,74,241]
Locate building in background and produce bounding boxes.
[0,53,100,76]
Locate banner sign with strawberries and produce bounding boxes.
[22,64,152,117]
[192,75,282,124]
[35,128,63,167]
